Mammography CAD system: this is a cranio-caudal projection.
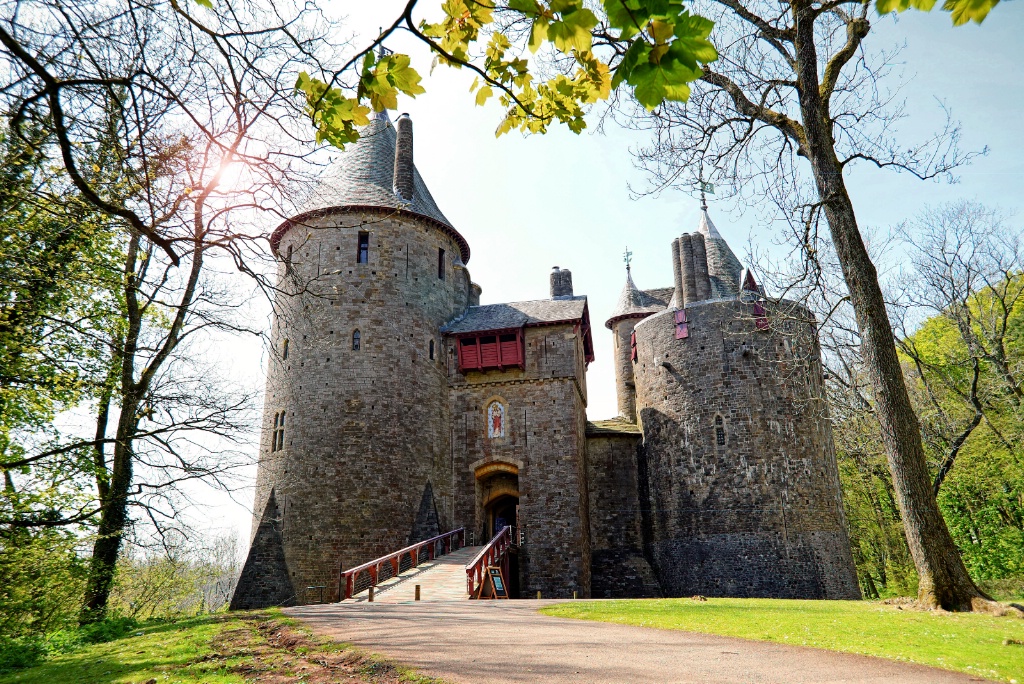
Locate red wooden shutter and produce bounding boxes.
[499,334,519,367]
[675,309,689,339]
[480,336,499,366]
[460,338,479,370]
[630,331,637,361]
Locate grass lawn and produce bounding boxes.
[0,611,443,684]
[541,598,1024,682]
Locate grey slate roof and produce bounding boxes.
[294,114,453,227]
[698,210,743,298]
[442,296,589,335]
[605,271,671,328]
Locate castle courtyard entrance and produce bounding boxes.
[475,460,521,598]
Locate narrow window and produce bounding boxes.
[352,329,361,351]
[357,231,369,264]
[715,415,726,446]
[272,412,279,452]
[437,247,445,280]
[429,339,435,360]
[282,339,289,360]
[286,245,293,262]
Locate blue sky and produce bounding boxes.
[204,1,1024,541]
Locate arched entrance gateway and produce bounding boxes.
[474,460,521,598]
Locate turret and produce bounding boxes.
[233,112,472,609]
[605,264,669,421]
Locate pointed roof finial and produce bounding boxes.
[623,246,633,272]
[698,180,713,212]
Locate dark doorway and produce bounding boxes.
[484,494,520,599]
[488,495,518,536]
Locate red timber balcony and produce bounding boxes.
[456,329,524,373]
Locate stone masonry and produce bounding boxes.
[231,113,860,608]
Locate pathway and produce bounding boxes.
[349,545,480,603]
[288,600,993,684]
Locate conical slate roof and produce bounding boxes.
[697,209,743,298]
[271,113,470,262]
[605,269,670,328]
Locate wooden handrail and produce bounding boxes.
[465,526,513,598]
[340,528,465,600]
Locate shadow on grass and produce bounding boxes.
[0,613,250,684]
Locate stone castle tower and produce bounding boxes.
[231,116,859,608]
[606,209,860,599]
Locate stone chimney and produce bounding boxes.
[550,266,574,299]
[393,113,415,201]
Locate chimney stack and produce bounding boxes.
[550,266,574,298]
[393,113,415,201]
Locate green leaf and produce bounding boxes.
[629,60,697,110]
[192,0,213,7]
[475,85,494,105]
[611,38,650,89]
[508,0,542,13]
[943,0,998,24]
[547,8,599,53]
[529,18,550,52]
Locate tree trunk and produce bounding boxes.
[791,2,984,610]
[80,408,138,623]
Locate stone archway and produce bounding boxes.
[474,460,519,541]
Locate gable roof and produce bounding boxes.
[442,297,589,335]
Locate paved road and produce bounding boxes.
[287,600,992,683]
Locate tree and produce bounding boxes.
[617,0,996,608]
[896,202,1023,495]
[0,0,348,620]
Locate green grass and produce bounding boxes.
[0,615,244,684]
[541,598,1024,682]
[0,610,448,684]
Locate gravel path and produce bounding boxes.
[287,600,992,683]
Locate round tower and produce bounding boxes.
[632,212,859,600]
[232,113,473,608]
[605,264,668,422]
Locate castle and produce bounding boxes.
[230,112,860,607]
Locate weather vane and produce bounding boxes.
[698,180,714,211]
[623,246,633,272]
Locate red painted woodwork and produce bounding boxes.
[456,329,524,372]
[340,528,465,600]
[480,336,499,365]
[466,525,514,599]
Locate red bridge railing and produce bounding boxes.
[466,526,513,598]
[340,528,465,600]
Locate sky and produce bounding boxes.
[196,0,1024,544]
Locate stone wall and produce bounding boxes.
[632,299,860,599]
[585,424,661,598]
[234,209,470,608]
[447,323,591,598]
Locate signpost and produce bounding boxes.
[474,565,509,599]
